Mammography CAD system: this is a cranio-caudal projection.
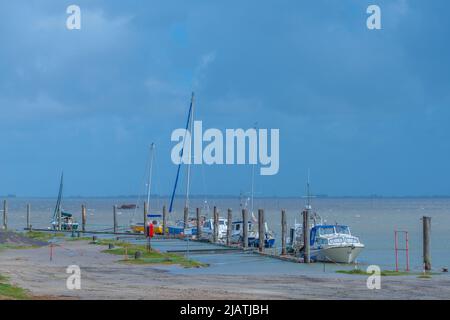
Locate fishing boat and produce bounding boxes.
[51,172,79,231]
[289,176,364,263]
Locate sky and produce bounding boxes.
[0,0,449,197]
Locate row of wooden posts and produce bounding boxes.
[113,204,433,269]
[2,201,33,232]
[0,199,433,270]
[0,198,292,258]
[110,202,288,254]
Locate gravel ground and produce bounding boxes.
[0,239,449,300]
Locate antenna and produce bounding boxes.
[301,169,315,211]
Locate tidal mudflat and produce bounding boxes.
[1,235,449,300]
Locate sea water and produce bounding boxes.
[4,197,450,271]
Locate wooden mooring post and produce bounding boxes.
[196,207,202,239]
[26,204,31,230]
[423,216,431,271]
[81,204,86,232]
[144,201,148,229]
[303,209,310,263]
[162,205,167,236]
[242,209,248,249]
[281,209,287,255]
[113,205,118,233]
[227,208,232,246]
[258,209,264,252]
[3,200,7,230]
[213,206,219,243]
[184,206,189,230]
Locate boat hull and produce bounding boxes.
[168,226,197,235]
[250,237,276,248]
[131,224,163,234]
[311,245,364,264]
[51,222,79,231]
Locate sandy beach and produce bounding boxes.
[1,239,449,300]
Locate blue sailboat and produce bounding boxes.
[167,93,197,235]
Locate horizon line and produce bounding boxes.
[2,194,450,200]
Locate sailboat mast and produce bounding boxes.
[146,143,155,207]
[168,92,194,213]
[250,122,257,216]
[53,173,63,218]
[306,169,311,209]
[52,172,64,230]
[185,92,195,209]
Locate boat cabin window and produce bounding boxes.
[335,225,350,235]
[318,226,335,236]
[219,220,226,225]
[235,224,241,231]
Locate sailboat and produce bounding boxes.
[130,143,164,234]
[167,92,200,236]
[289,175,364,263]
[51,172,79,231]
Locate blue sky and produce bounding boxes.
[0,0,449,197]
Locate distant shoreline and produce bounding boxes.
[3,195,450,200]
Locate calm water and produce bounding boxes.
[4,197,450,271]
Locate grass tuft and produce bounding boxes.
[336,269,410,276]
[337,269,437,277]
[0,244,40,251]
[66,236,92,241]
[100,242,208,268]
[24,231,65,241]
[0,274,30,300]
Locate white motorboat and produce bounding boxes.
[309,224,364,263]
[289,175,364,264]
[202,217,228,241]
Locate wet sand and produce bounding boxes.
[0,240,449,300]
